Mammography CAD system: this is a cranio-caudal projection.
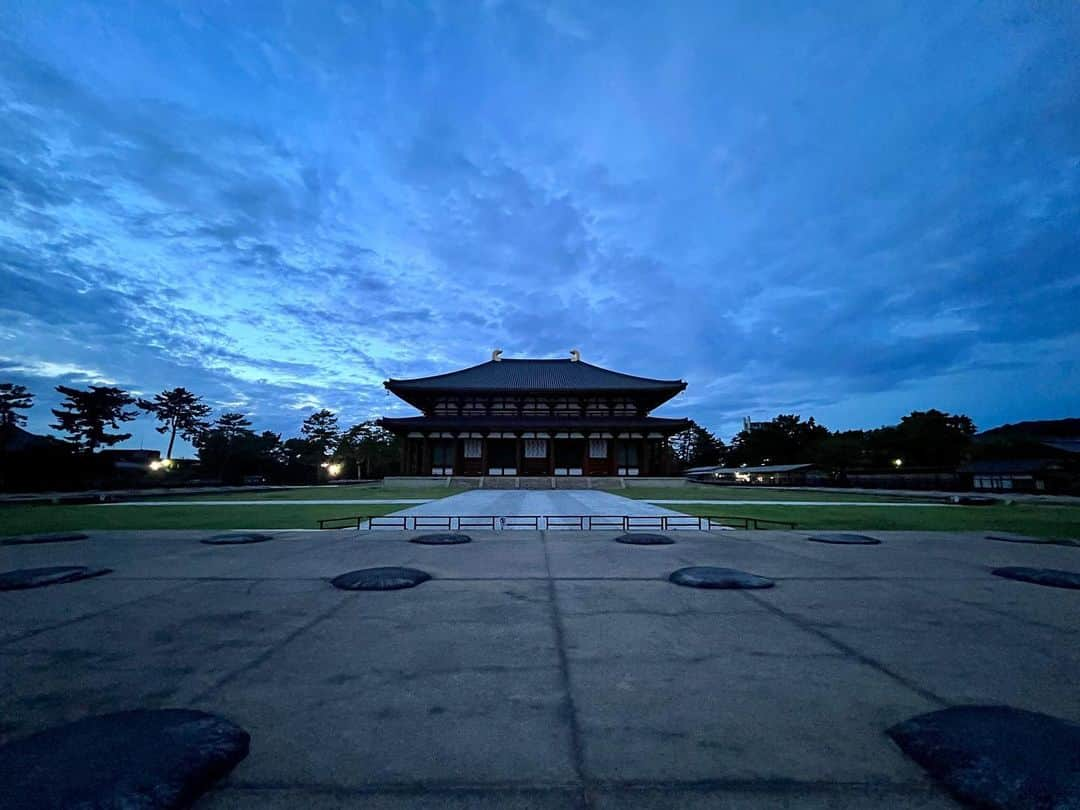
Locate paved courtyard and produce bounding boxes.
[388,488,684,519]
[1,526,1077,808]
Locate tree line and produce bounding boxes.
[0,382,399,488]
[668,410,978,471]
[0,380,998,487]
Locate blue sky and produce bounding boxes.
[2,1,1078,455]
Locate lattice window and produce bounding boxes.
[461,398,486,415]
[524,439,548,458]
[553,397,581,416]
[433,398,459,415]
[588,439,608,459]
[489,397,518,415]
[463,439,482,458]
[585,399,610,416]
[522,398,550,415]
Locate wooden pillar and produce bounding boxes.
[515,436,523,476]
[421,436,430,476]
[480,436,488,476]
[548,436,555,476]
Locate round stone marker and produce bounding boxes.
[615,533,675,546]
[0,708,249,809]
[888,706,1080,810]
[0,566,112,591]
[410,533,472,545]
[669,566,774,589]
[991,566,1080,590]
[807,533,881,545]
[201,532,273,545]
[2,532,89,546]
[331,566,431,591]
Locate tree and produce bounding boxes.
[809,430,867,472]
[893,409,976,468]
[138,387,211,459]
[50,385,138,453]
[335,421,399,478]
[0,383,34,428]
[300,409,340,461]
[726,414,829,466]
[670,422,726,469]
[194,413,274,483]
[214,412,254,441]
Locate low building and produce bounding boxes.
[687,463,829,486]
[379,351,690,477]
[958,459,1070,493]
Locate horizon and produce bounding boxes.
[3,2,1079,455]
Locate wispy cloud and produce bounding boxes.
[1,1,1078,450]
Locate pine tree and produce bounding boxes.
[50,385,138,453]
[137,387,212,459]
[0,383,34,428]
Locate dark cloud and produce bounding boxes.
[1,2,1079,449]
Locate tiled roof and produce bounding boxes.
[385,359,686,393]
[379,415,691,434]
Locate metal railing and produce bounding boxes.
[316,514,797,531]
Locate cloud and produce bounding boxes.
[1,2,1078,448]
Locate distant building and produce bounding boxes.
[742,417,770,432]
[379,351,690,477]
[959,459,1070,493]
[97,448,161,472]
[686,463,829,486]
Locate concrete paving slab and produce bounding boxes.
[758,579,1080,718]
[0,579,347,742]
[895,574,1080,633]
[567,653,938,784]
[200,787,585,809]
[191,582,575,787]
[8,527,1078,808]
[592,786,957,809]
[543,531,847,580]
[0,575,190,644]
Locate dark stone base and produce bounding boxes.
[332,567,432,591]
[992,566,1080,590]
[669,566,774,589]
[2,532,89,546]
[888,706,1080,809]
[807,533,881,545]
[202,533,274,545]
[615,533,675,545]
[0,709,249,809]
[411,533,472,545]
[0,566,112,591]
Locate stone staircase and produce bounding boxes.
[471,476,625,490]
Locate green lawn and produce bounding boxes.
[669,502,1080,539]
[609,486,936,503]
[0,502,405,535]
[169,484,467,501]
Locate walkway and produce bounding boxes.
[389,489,683,518]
